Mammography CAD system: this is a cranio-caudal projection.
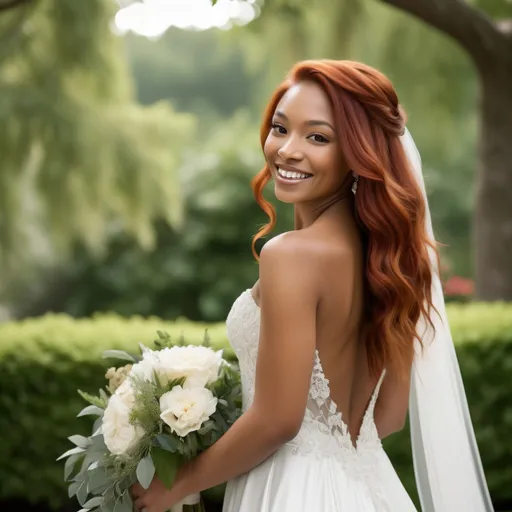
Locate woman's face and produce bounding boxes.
[263,80,349,205]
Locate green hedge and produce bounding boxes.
[0,303,510,510]
[383,302,512,508]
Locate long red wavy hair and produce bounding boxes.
[251,60,439,380]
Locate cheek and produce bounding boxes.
[316,148,343,178]
[263,134,276,162]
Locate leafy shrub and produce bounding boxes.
[383,302,512,509]
[0,302,510,510]
[0,313,233,509]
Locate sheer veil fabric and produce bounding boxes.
[401,128,494,512]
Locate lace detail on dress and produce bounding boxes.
[287,350,386,459]
[288,351,389,511]
[226,289,386,457]
[226,288,394,512]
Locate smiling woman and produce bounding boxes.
[263,81,350,204]
[126,60,492,512]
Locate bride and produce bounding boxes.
[132,60,494,511]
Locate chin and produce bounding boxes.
[273,183,307,204]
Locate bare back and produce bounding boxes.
[251,211,380,445]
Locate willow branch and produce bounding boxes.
[0,0,32,13]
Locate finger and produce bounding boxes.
[134,496,146,510]
[131,482,143,499]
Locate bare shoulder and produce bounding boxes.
[260,229,338,267]
[257,232,321,301]
[258,230,350,300]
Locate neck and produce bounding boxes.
[294,194,354,230]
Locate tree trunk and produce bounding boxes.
[378,0,512,299]
[474,58,512,299]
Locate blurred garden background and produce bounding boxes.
[0,0,511,510]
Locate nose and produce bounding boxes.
[277,136,303,161]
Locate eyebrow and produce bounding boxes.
[274,110,335,132]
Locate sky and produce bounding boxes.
[114,0,259,37]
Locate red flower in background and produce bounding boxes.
[443,276,474,297]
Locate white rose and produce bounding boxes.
[130,349,161,383]
[155,346,223,388]
[159,386,217,437]
[102,382,144,455]
[115,379,136,405]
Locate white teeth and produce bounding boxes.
[277,167,310,180]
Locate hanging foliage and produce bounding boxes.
[0,0,195,277]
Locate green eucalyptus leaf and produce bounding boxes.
[76,481,88,506]
[92,417,103,434]
[120,490,133,512]
[113,491,131,512]
[57,446,85,461]
[89,434,107,452]
[83,497,103,508]
[69,435,90,448]
[87,460,100,471]
[87,467,109,493]
[64,453,82,480]
[78,405,104,417]
[115,480,125,496]
[68,481,80,498]
[74,468,88,483]
[80,451,103,473]
[99,502,110,512]
[136,455,155,489]
[102,350,137,362]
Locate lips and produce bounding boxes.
[276,168,312,182]
[274,163,313,185]
[275,164,312,176]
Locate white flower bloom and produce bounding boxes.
[102,381,144,455]
[160,386,217,437]
[115,379,136,405]
[156,346,223,388]
[130,349,161,383]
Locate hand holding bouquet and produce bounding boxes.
[58,331,241,512]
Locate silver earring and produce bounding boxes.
[351,172,359,195]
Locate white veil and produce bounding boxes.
[400,128,494,512]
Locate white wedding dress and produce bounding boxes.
[222,289,418,512]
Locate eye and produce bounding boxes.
[308,133,329,143]
[271,123,287,135]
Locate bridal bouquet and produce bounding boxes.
[58,331,241,512]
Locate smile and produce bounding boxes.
[276,167,312,181]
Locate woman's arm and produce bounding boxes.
[374,363,412,438]
[171,233,321,500]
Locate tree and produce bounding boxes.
[11,112,283,321]
[234,0,511,299]
[0,0,195,282]
[125,28,257,118]
[377,0,512,300]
